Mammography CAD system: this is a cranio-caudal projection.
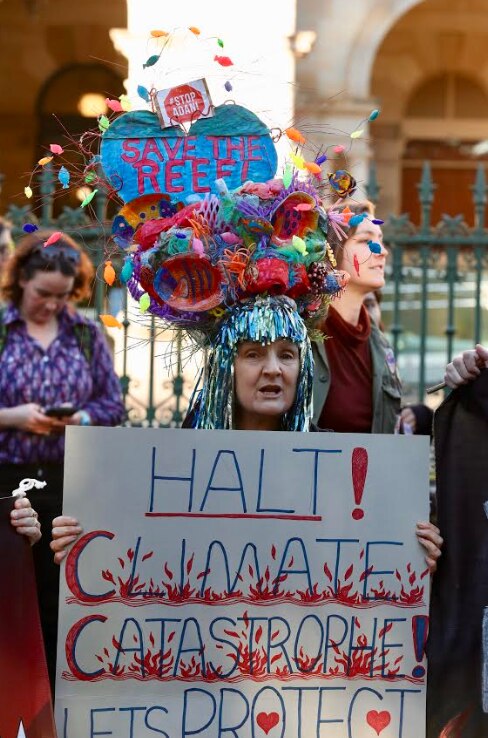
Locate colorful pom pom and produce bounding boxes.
[292,236,307,256]
[58,166,70,189]
[119,94,131,112]
[349,213,368,227]
[100,314,123,328]
[23,223,38,233]
[103,260,116,286]
[369,109,380,121]
[49,143,64,155]
[290,152,305,169]
[350,129,364,139]
[38,156,53,166]
[372,218,384,225]
[224,80,233,92]
[189,26,201,35]
[282,162,293,188]
[84,171,97,184]
[192,237,204,255]
[214,55,233,67]
[151,29,168,37]
[368,240,382,254]
[24,186,32,199]
[328,170,357,198]
[315,154,327,166]
[120,259,134,284]
[139,293,151,312]
[304,161,322,175]
[137,85,151,103]
[143,54,160,69]
[217,38,224,48]
[44,232,62,247]
[333,145,345,154]
[80,189,98,208]
[285,127,305,145]
[98,115,110,133]
[106,98,124,112]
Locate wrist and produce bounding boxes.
[0,407,19,429]
[78,410,91,426]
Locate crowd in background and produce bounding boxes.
[1,207,487,738]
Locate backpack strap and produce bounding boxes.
[72,320,94,364]
[0,308,94,363]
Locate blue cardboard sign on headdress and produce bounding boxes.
[100,104,278,205]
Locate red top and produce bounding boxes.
[318,305,373,432]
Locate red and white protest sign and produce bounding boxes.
[155,78,213,128]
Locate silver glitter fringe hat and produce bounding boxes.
[188,295,314,431]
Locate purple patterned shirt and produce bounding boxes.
[0,303,125,464]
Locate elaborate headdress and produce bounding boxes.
[95,89,360,430]
[112,164,349,429]
[24,33,382,429]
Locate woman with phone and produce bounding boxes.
[0,230,125,690]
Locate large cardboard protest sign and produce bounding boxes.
[56,428,430,738]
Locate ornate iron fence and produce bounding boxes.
[5,160,488,420]
[367,161,488,402]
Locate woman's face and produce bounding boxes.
[338,219,387,295]
[234,339,300,428]
[19,270,74,324]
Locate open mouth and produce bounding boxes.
[258,384,282,397]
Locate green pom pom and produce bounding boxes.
[139,293,151,312]
[283,161,293,188]
[98,115,110,133]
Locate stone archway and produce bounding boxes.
[370,0,488,218]
[347,0,426,99]
[295,0,427,194]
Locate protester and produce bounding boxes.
[0,230,125,689]
[51,180,441,578]
[427,345,488,738]
[312,201,402,433]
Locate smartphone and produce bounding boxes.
[43,405,77,418]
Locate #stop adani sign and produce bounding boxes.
[155,79,213,128]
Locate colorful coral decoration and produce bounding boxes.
[99,104,278,205]
[110,175,349,327]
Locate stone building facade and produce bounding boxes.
[1,0,487,224]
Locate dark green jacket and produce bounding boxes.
[312,321,402,433]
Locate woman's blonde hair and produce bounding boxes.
[326,200,376,259]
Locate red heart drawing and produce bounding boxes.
[367,710,391,735]
[256,712,280,735]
